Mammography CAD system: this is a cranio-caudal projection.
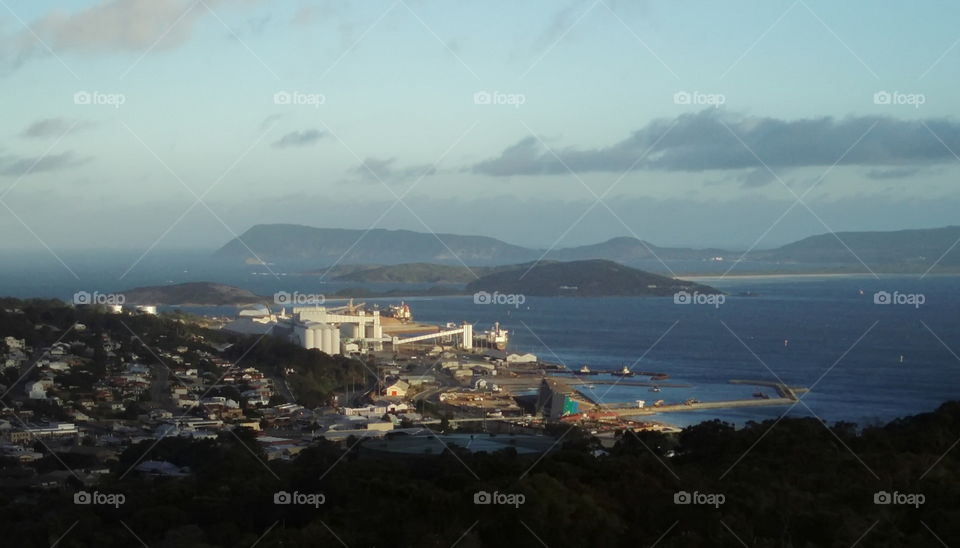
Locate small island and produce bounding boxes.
[466,259,721,297]
[119,282,269,306]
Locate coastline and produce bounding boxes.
[683,272,886,281]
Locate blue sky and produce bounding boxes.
[1,0,959,254]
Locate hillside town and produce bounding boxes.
[0,299,573,493]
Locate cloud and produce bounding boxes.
[259,114,283,131]
[865,167,927,180]
[0,151,91,176]
[271,129,325,148]
[471,109,960,180]
[7,0,257,64]
[292,1,357,50]
[20,118,95,139]
[531,3,586,54]
[349,157,436,183]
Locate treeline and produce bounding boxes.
[0,403,957,547]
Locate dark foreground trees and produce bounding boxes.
[0,403,957,547]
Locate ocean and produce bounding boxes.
[2,252,957,428]
[399,275,960,428]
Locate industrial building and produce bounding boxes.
[277,305,476,355]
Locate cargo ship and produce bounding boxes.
[385,301,412,322]
[478,322,509,350]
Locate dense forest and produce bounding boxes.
[0,404,954,547]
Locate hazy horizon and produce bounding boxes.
[2,1,960,265]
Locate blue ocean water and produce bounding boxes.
[2,252,956,428]
[405,275,960,427]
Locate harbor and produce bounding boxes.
[218,299,815,435]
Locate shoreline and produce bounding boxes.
[679,272,960,281]
[680,272,869,281]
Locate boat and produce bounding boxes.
[578,365,599,375]
[385,301,412,322]
[753,391,770,399]
[650,386,662,393]
[610,366,635,377]
[478,322,509,350]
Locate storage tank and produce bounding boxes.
[330,327,341,354]
[321,325,334,354]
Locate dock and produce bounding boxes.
[566,379,809,418]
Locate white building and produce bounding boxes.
[285,306,383,353]
[292,321,342,355]
[26,381,46,399]
[384,380,409,398]
[506,353,538,364]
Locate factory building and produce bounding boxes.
[282,306,385,354]
[292,321,342,355]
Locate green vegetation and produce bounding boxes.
[0,298,371,408]
[220,334,369,408]
[466,259,721,297]
[1,404,958,546]
[332,262,494,283]
[119,282,268,306]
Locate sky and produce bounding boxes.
[1,0,959,258]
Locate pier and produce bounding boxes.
[531,376,810,420]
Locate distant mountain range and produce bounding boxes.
[214,223,960,274]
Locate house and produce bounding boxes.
[47,361,70,372]
[384,401,410,413]
[26,381,46,400]
[384,380,409,398]
[399,374,435,386]
[341,405,387,417]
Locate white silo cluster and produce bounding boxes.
[296,321,342,355]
